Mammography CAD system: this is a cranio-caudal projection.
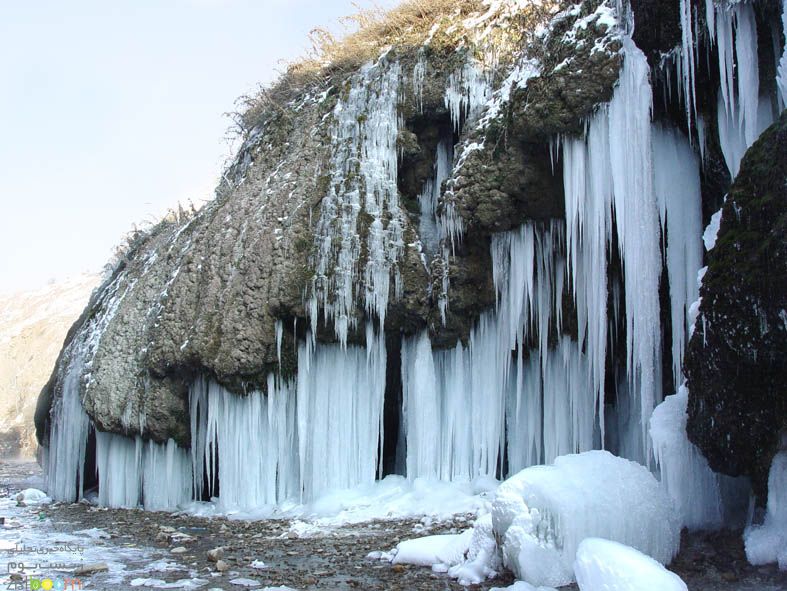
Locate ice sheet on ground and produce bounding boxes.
[180,474,496,529]
[491,582,557,591]
[131,578,208,589]
[491,451,680,587]
[0,490,188,588]
[574,538,688,591]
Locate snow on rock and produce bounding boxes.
[574,538,688,591]
[702,208,723,251]
[491,451,680,588]
[744,450,787,569]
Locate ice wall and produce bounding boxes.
[189,325,386,507]
[96,430,192,510]
[402,221,598,480]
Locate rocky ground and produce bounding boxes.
[1,460,785,591]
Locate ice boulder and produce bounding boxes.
[392,529,472,567]
[491,450,680,587]
[743,450,787,569]
[574,538,688,591]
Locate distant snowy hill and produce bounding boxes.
[0,274,98,457]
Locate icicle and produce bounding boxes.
[652,125,703,387]
[418,139,454,257]
[607,38,663,458]
[677,0,698,131]
[713,1,773,178]
[559,38,663,462]
[444,60,493,132]
[412,53,426,113]
[275,319,283,366]
[778,0,787,109]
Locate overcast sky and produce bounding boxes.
[0,0,393,294]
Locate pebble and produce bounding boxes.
[207,547,225,562]
[215,560,230,572]
[171,546,188,554]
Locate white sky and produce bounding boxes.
[0,0,394,293]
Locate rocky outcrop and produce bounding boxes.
[685,112,787,503]
[36,0,627,446]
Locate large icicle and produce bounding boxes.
[559,38,664,462]
[652,125,703,386]
[713,1,774,178]
[418,139,454,258]
[310,61,404,344]
[677,0,698,131]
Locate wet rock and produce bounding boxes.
[215,560,230,572]
[207,547,225,562]
[74,562,109,575]
[171,546,187,554]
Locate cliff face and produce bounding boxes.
[35,0,787,513]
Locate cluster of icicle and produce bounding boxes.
[308,60,404,345]
[675,0,781,176]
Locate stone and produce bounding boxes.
[207,547,225,562]
[74,563,109,575]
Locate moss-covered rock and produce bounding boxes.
[685,112,787,504]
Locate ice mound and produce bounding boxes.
[392,529,473,567]
[574,538,687,591]
[491,450,680,587]
[15,488,50,504]
[650,386,734,530]
[744,450,787,569]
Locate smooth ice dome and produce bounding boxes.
[574,538,687,591]
[492,450,680,587]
